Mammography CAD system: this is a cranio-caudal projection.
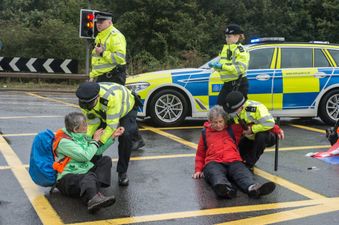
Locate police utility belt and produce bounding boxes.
[102,65,126,78]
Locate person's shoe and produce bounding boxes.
[131,138,145,151]
[118,172,129,186]
[87,192,116,213]
[213,184,237,199]
[248,182,276,199]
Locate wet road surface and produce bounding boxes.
[0,91,338,225]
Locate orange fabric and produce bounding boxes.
[52,129,71,173]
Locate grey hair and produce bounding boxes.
[208,105,227,122]
[64,112,86,132]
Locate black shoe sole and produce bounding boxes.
[88,197,116,213]
[118,178,129,186]
[214,184,236,199]
[258,182,276,196]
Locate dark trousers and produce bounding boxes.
[203,161,254,193]
[238,131,276,167]
[96,66,126,85]
[217,77,249,107]
[56,155,112,203]
[116,108,139,173]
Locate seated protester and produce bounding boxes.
[192,105,276,199]
[55,112,124,213]
[223,91,284,169]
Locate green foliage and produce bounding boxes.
[0,0,338,75]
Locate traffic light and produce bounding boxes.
[79,9,96,39]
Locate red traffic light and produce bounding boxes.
[86,13,94,21]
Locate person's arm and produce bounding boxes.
[57,139,98,162]
[95,127,125,155]
[193,135,207,178]
[221,46,249,76]
[102,32,126,66]
[251,105,275,133]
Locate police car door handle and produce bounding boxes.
[313,72,326,78]
[256,74,270,81]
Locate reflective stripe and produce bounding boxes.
[261,121,275,127]
[115,52,126,59]
[247,101,261,106]
[108,122,118,130]
[87,117,101,125]
[232,57,241,75]
[110,53,118,66]
[107,113,120,120]
[258,115,274,123]
[237,61,247,70]
[92,64,115,70]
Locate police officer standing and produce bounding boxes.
[209,24,250,106]
[76,82,140,186]
[90,12,127,84]
[223,91,284,169]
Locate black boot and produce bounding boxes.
[131,138,145,151]
[213,184,237,199]
[118,172,129,186]
[87,192,116,213]
[248,182,276,199]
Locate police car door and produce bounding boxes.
[275,46,331,113]
[247,47,276,110]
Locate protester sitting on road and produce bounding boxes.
[223,91,284,169]
[54,112,124,213]
[192,105,276,199]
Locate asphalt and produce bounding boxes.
[0,91,338,225]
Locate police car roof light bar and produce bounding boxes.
[309,41,330,44]
[250,37,285,44]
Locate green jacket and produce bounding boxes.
[55,128,114,180]
[215,43,250,82]
[90,24,126,79]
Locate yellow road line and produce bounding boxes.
[254,168,326,199]
[26,92,79,108]
[0,135,63,225]
[266,145,330,152]
[72,198,338,225]
[290,124,326,134]
[217,197,339,225]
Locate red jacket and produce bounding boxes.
[194,122,243,172]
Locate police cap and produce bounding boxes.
[225,24,244,35]
[224,91,246,113]
[95,12,112,21]
[76,82,100,103]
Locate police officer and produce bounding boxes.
[223,91,284,168]
[90,12,127,84]
[209,24,250,106]
[76,82,140,186]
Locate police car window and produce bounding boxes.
[281,48,312,68]
[328,49,339,66]
[314,49,330,67]
[248,48,274,69]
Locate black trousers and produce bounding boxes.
[203,161,254,193]
[56,155,112,203]
[238,131,276,167]
[96,66,126,85]
[217,77,249,107]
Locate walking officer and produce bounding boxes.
[76,82,141,186]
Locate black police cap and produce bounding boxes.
[225,24,244,35]
[76,82,100,103]
[224,91,246,113]
[95,12,113,21]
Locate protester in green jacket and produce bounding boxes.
[55,112,124,213]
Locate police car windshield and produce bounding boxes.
[199,57,220,69]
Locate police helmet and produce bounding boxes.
[225,24,244,35]
[95,12,113,21]
[76,82,100,110]
[224,91,246,113]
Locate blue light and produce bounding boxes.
[250,38,260,43]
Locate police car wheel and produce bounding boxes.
[149,89,188,126]
[319,89,339,125]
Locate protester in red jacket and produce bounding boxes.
[192,105,276,199]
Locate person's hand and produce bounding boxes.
[112,127,125,138]
[213,62,222,69]
[93,128,104,142]
[277,129,284,140]
[192,172,204,179]
[95,46,104,55]
[242,126,252,136]
[208,62,216,68]
[88,78,94,82]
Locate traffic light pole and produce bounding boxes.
[85,0,92,76]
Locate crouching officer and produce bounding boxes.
[76,82,142,186]
[90,12,127,85]
[223,91,284,168]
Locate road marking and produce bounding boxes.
[0,134,63,225]
[0,115,62,119]
[72,198,339,225]
[26,92,79,108]
[217,197,339,225]
[290,124,326,134]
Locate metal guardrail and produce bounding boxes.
[0,72,87,80]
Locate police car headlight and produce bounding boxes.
[126,82,150,93]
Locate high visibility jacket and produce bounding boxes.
[233,100,275,138]
[215,43,249,83]
[81,83,135,143]
[90,25,127,79]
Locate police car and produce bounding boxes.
[126,38,339,126]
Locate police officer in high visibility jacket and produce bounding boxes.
[90,12,127,85]
[209,24,250,106]
[76,82,140,186]
[223,91,284,168]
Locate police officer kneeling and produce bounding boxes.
[76,82,141,186]
[223,91,284,169]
